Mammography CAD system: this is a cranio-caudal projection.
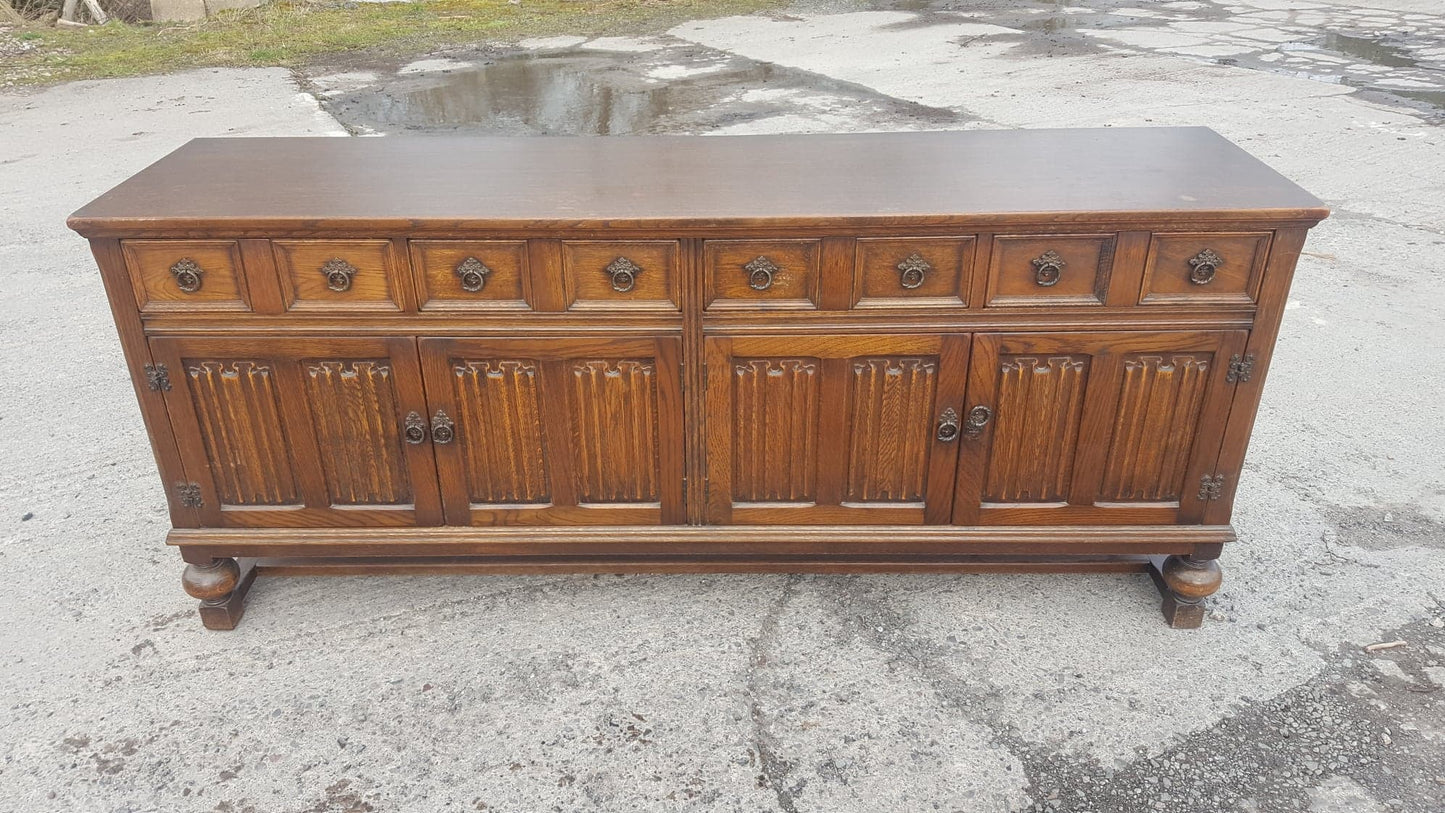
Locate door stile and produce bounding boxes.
[924,334,971,524]
[703,336,735,524]
[653,337,687,525]
[814,356,851,508]
[951,334,999,525]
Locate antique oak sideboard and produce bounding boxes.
[69,128,1327,629]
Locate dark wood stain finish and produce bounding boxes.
[69,128,1327,629]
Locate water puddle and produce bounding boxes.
[1321,32,1419,69]
[320,51,961,135]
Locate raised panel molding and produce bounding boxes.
[569,359,661,503]
[846,357,939,502]
[186,360,299,505]
[1099,353,1213,502]
[303,360,412,505]
[732,359,821,502]
[984,355,1090,503]
[451,360,551,504]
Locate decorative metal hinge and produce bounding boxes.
[175,482,204,508]
[1225,354,1255,384]
[1197,474,1225,502]
[144,363,171,392]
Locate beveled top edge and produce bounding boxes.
[68,128,1330,236]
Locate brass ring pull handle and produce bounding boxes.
[744,256,779,291]
[1188,248,1222,285]
[430,410,455,444]
[962,405,992,437]
[936,408,961,442]
[606,256,642,293]
[403,411,427,445]
[321,258,358,292]
[896,253,931,290]
[1031,250,1065,287]
[455,256,492,292]
[170,258,204,293]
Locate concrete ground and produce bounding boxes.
[2,0,1444,810]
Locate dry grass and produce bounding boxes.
[3,0,777,85]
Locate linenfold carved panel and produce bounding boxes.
[569,359,661,503]
[451,360,551,504]
[185,360,299,506]
[984,355,1090,503]
[1099,353,1212,502]
[846,357,939,502]
[303,360,412,505]
[732,359,820,502]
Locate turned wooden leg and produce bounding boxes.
[1147,554,1222,629]
[182,557,257,630]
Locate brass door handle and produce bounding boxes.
[937,408,960,442]
[170,258,204,293]
[430,410,455,444]
[897,253,930,289]
[403,411,427,445]
[606,256,641,292]
[455,256,492,292]
[321,258,358,292]
[962,405,992,437]
[745,256,778,291]
[1032,250,1064,287]
[1188,248,1222,285]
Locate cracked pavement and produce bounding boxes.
[2,0,1444,810]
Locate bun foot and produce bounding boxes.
[1148,554,1222,629]
[182,558,257,630]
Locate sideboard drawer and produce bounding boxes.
[985,234,1115,308]
[704,239,822,311]
[123,239,251,314]
[1139,232,1271,306]
[272,239,409,313]
[561,240,680,312]
[854,236,974,309]
[411,240,532,312]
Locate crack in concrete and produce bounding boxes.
[746,574,803,813]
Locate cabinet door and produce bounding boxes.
[705,335,969,525]
[419,337,684,526]
[954,331,1246,526]
[151,337,442,527]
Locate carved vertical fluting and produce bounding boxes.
[732,359,820,502]
[1100,354,1212,501]
[846,358,938,502]
[451,360,550,504]
[187,360,299,505]
[984,355,1089,503]
[303,360,411,505]
[568,359,660,503]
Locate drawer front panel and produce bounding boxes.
[561,240,680,312]
[854,236,974,309]
[273,239,408,312]
[705,239,822,310]
[123,240,250,313]
[985,234,1115,308]
[1139,232,1271,306]
[411,240,532,312]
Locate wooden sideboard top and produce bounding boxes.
[68,127,1327,236]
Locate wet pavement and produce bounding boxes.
[305,0,1445,134]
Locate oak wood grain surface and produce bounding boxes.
[68,128,1327,234]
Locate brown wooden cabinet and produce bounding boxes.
[69,129,1327,629]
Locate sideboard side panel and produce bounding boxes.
[89,238,202,527]
[1205,227,1310,524]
